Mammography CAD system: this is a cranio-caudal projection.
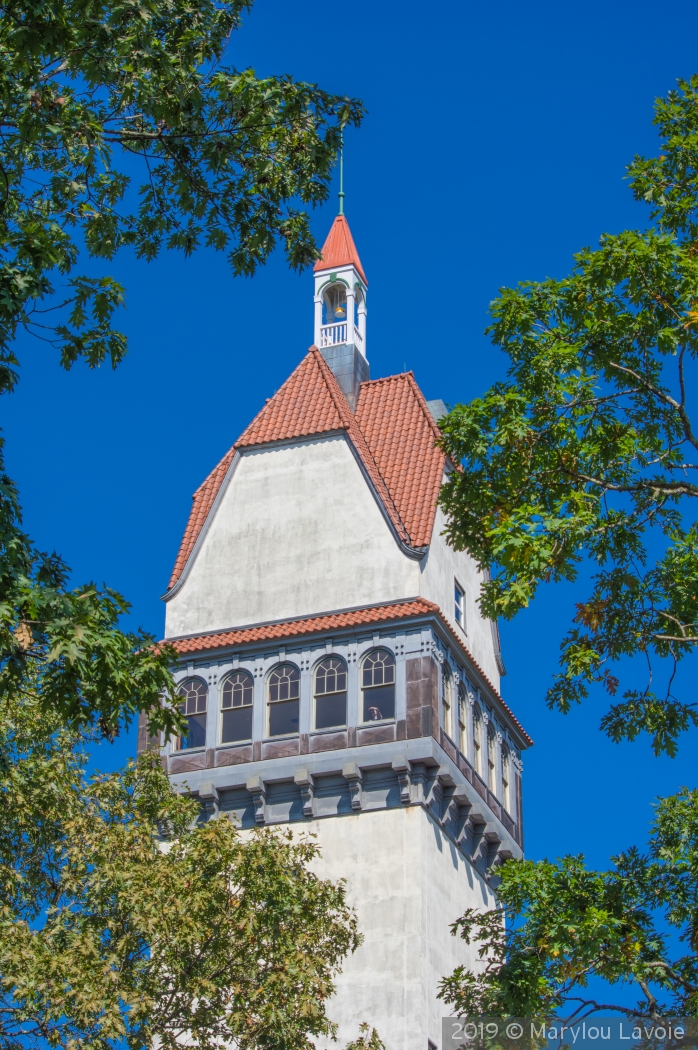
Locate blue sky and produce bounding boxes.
[4,0,697,877]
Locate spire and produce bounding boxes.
[338,131,345,216]
[313,215,367,285]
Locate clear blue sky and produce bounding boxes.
[4,0,697,873]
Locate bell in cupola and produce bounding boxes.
[322,283,347,327]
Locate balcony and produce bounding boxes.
[320,322,346,347]
[319,322,364,348]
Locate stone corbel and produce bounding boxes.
[293,768,315,819]
[342,762,363,811]
[197,781,220,820]
[392,756,411,804]
[426,767,455,823]
[444,785,470,833]
[246,774,266,825]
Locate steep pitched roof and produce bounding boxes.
[355,373,447,548]
[313,214,368,285]
[163,598,533,747]
[167,348,411,590]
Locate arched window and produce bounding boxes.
[457,681,467,755]
[473,703,482,776]
[267,663,300,737]
[314,657,347,730]
[221,671,254,744]
[487,725,496,792]
[322,283,347,325]
[501,743,511,813]
[442,665,453,739]
[361,649,395,722]
[176,677,207,750]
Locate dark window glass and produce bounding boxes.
[314,657,347,730]
[222,706,253,743]
[268,664,300,737]
[176,677,208,750]
[361,649,396,722]
[221,671,254,743]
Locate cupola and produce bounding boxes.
[313,212,368,410]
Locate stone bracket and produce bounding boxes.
[342,762,363,811]
[425,766,455,823]
[197,780,220,820]
[294,768,315,818]
[392,756,411,804]
[246,774,266,825]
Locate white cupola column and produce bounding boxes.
[357,295,367,357]
[314,294,322,347]
[345,285,355,346]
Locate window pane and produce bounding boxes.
[316,657,347,695]
[315,692,347,730]
[361,649,395,688]
[222,672,253,709]
[180,712,206,750]
[269,698,299,737]
[363,684,395,722]
[269,664,300,704]
[177,678,208,720]
[221,706,253,744]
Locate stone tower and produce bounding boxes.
[145,210,531,1050]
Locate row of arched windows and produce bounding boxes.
[175,649,396,750]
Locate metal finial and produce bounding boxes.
[338,129,345,215]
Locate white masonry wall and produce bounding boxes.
[165,434,421,639]
[300,805,494,1050]
[419,498,500,690]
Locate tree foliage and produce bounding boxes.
[439,76,698,755]
[0,443,181,737]
[439,789,698,1022]
[0,690,360,1050]
[0,0,363,737]
[0,0,362,394]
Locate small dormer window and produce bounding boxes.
[454,580,465,629]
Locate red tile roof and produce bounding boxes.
[167,349,413,589]
[163,598,533,747]
[355,374,446,548]
[313,214,368,285]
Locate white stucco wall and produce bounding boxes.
[301,806,494,1050]
[419,500,500,690]
[165,435,420,639]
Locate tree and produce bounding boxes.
[0,0,362,738]
[0,688,361,1050]
[0,0,362,394]
[439,76,698,756]
[438,788,698,1022]
[0,4,367,1045]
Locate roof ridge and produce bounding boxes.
[309,346,355,428]
[311,348,413,545]
[403,370,445,443]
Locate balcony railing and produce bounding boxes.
[320,322,365,348]
[320,322,347,347]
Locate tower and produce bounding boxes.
[147,210,531,1050]
[313,213,368,409]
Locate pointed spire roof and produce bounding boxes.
[313,214,368,285]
